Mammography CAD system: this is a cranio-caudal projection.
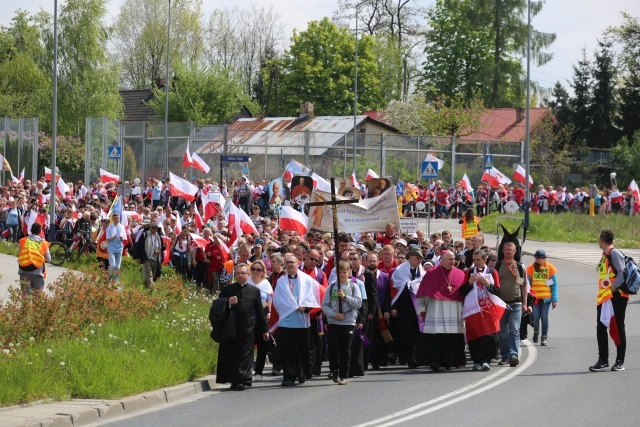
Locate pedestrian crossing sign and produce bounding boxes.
[484,154,493,169]
[421,161,439,179]
[108,146,122,160]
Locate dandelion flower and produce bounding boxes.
[29,337,35,342]
[46,349,52,354]
[83,338,88,342]
[90,330,95,334]
[27,362,33,365]
[7,353,12,358]
[124,341,128,345]
[169,344,173,348]
[2,349,9,355]
[140,350,145,354]
[109,334,114,338]
[98,323,102,327]
[9,343,14,348]
[60,362,65,366]
[35,354,38,357]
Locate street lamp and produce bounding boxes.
[353,0,371,175]
[164,0,172,179]
[49,0,59,241]
[524,0,531,230]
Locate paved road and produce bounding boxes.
[0,252,68,301]
[95,239,640,426]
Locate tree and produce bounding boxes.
[529,118,575,186]
[38,135,85,174]
[148,62,259,125]
[569,49,592,145]
[383,93,484,137]
[588,37,618,148]
[421,0,493,103]
[277,18,382,116]
[610,131,640,187]
[112,0,204,90]
[543,82,573,133]
[611,12,640,141]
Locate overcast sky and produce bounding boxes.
[4,0,640,92]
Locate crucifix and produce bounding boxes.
[307,177,358,313]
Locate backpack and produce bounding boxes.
[608,250,640,295]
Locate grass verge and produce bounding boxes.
[480,212,640,248]
[0,244,218,407]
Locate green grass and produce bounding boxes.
[0,296,216,404]
[480,212,640,248]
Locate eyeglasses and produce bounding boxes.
[306,257,318,262]
[285,260,297,264]
[250,267,263,272]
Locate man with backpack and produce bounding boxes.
[590,230,630,372]
[17,222,51,295]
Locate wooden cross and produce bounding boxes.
[307,177,358,313]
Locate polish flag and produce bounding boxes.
[56,177,71,197]
[191,153,210,174]
[424,153,445,169]
[44,166,60,181]
[512,164,533,187]
[23,209,47,237]
[169,172,198,201]
[122,210,142,222]
[193,210,204,232]
[183,145,193,168]
[628,179,639,201]
[283,159,311,181]
[203,192,225,222]
[600,299,620,346]
[460,173,473,202]
[350,170,357,187]
[226,201,259,246]
[11,174,20,184]
[481,167,512,188]
[365,169,379,182]
[190,233,210,249]
[162,236,172,265]
[279,206,308,236]
[311,173,331,192]
[18,168,25,183]
[100,168,120,184]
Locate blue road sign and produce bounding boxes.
[484,154,493,169]
[221,155,249,162]
[421,161,439,179]
[107,146,122,160]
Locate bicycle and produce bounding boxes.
[49,232,96,266]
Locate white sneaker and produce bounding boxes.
[482,363,491,371]
[255,374,263,381]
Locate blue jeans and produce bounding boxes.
[532,301,552,336]
[499,304,522,359]
[108,251,123,281]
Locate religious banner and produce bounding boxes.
[366,178,391,198]
[308,187,400,233]
[289,175,313,207]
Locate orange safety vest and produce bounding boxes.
[461,217,480,239]
[597,248,629,305]
[526,262,557,300]
[18,237,50,273]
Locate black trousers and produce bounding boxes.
[279,327,311,381]
[597,293,628,363]
[468,334,498,364]
[309,318,325,376]
[328,324,355,380]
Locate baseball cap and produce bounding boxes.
[534,249,547,258]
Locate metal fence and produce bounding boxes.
[0,118,39,183]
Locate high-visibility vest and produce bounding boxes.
[461,217,480,239]
[18,237,50,272]
[526,262,557,300]
[597,248,629,305]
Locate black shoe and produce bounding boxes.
[509,357,519,367]
[298,376,306,384]
[235,384,245,391]
[430,363,440,372]
[611,360,625,371]
[243,382,252,387]
[229,384,237,390]
[589,359,609,372]
[407,363,418,369]
[281,380,295,387]
[306,374,313,380]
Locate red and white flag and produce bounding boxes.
[100,168,120,184]
[183,144,193,169]
[424,153,445,169]
[226,201,259,246]
[23,209,47,237]
[600,298,620,346]
[162,236,172,265]
[122,210,142,222]
[628,179,639,201]
[311,173,331,192]
[460,173,473,202]
[481,167,512,188]
[279,206,308,236]
[365,168,379,182]
[283,159,311,181]
[350,170,357,187]
[189,233,210,249]
[18,168,24,183]
[44,166,60,181]
[193,210,204,231]
[11,174,20,184]
[191,153,210,174]
[203,191,225,222]
[169,172,198,201]
[513,164,533,187]
[56,177,70,197]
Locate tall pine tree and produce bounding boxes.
[612,12,640,141]
[569,49,592,145]
[588,37,618,148]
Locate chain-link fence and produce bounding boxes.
[0,118,39,183]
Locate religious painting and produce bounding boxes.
[269,178,286,205]
[289,175,314,207]
[367,178,391,198]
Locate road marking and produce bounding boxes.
[356,341,538,427]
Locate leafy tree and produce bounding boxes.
[569,49,592,145]
[610,131,640,187]
[611,12,640,141]
[588,37,618,148]
[148,62,259,125]
[543,82,572,132]
[277,18,382,116]
[529,119,574,186]
[38,135,85,174]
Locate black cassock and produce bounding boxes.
[216,282,267,386]
[390,286,419,366]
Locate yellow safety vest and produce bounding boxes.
[461,217,480,239]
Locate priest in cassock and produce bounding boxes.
[415,251,466,372]
[273,254,321,387]
[390,248,426,368]
[216,264,269,391]
[366,252,392,370]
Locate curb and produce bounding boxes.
[0,375,220,427]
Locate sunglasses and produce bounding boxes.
[250,267,263,272]
[306,257,318,262]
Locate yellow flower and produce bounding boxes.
[35,354,39,357]
[7,354,13,358]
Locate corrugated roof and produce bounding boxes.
[195,116,368,156]
[459,108,552,142]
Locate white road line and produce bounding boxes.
[356,341,538,427]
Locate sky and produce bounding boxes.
[4,0,640,93]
